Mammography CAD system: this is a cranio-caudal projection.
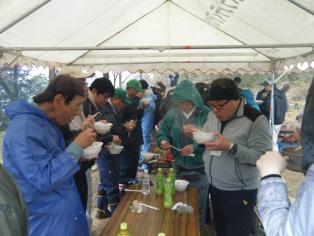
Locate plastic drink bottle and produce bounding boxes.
[155,168,164,196]
[141,169,150,195]
[168,168,176,195]
[164,178,173,208]
[116,222,130,236]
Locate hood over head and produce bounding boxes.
[171,80,203,109]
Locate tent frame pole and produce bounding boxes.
[68,0,168,65]
[0,44,313,52]
[287,0,314,16]
[269,63,293,151]
[270,62,276,150]
[0,0,52,34]
[171,1,273,61]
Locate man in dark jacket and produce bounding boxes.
[77,77,117,212]
[61,77,116,211]
[119,79,145,192]
[256,81,288,151]
[152,81,166,126]
[96,88,131,218]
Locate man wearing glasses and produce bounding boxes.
[201,78,272,236]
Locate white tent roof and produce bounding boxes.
[0,0,313,74]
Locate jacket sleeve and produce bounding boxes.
[156,111,172,147]
[9,130,80,193]
[141,97,155,113]
[235,115,272,165]
[258,173,314,236]
[113,126,129,147]
[97,133,113,145]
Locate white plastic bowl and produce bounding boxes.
[108,142,124,154]
[94,122,112,134]
[192,131,214,143]
[175,179,189,192]
[142,152,160,161]
[82,142,102,159]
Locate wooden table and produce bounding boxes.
[101,186,200,236]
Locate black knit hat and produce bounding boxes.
[139,79,149,90]
[209,78,240,101]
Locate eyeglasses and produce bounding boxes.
[208,100,230,111]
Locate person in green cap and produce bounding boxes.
[96,88,132,217]
[119,79,146,192]
[157,79,210,230]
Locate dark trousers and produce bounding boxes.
[74,160,95,211]
[119,146,140,185]
[97,151,120,211]
[74,169,88,211]
[175,165,209,228]
[208,184,257,236]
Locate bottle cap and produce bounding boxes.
[120,222,127,230]
[157,168,162,172]
[158,233,166,236]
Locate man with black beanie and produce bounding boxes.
[200,78,272,236]
[60,77,116,213]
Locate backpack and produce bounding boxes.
[260,87,288,125]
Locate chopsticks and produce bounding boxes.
[169,144,195,157]
[139,203,159,210]
[124,189,144,193]
[169,144,181,152]
[92,112,101,118]
[294,146,302,151]
[190,128,201,132]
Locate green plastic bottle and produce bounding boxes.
[168,168,176,195]
[155,168,164,196]
[116,222,130,236]
[164,178,173,209]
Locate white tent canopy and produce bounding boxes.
[0,0,313,74]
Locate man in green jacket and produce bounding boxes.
[157,79,210,228]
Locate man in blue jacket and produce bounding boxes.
[139,79,156,153]
[3,75,96,236]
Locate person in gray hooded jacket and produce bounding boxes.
[201,78,272,236]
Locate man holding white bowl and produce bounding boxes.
[201,78,272,236]
[96,88,132,217]
[157,80,210,230]
[3,75,96,235]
